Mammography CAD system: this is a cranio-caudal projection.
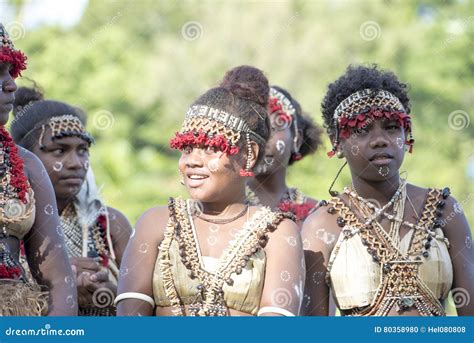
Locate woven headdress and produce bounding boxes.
[328,88,414,157]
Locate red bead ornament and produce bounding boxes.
[0,127,29,203]
[339,109,411,140]
[0,46,27,78]
[170,130,240,155]
[278,201,315,222]
[0,264,22,279]
[239,169,254,177]
[96,213,111,268]
[290,152,303,162]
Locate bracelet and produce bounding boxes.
[114,292,155,307]
[257,306,296,317]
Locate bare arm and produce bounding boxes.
[107,206,133,266]
[442,195,474,316]
[259,218,305,316]
[301,207,338,316]
[116,206,167,316]
[21,148,77,316]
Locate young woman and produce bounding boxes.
[11,85,132,315]
[116,66,304,316]
[302,64,473,316]
[0,23,76,315]
[247,86,323,226]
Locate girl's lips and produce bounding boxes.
[186,174,209,188]
[370,158,393,166]
[59,177,84,185]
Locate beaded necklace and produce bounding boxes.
[324,185,451,316]
[158,197,289,316]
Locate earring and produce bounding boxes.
[239,133,254,177]
[336,150,344,159]
[290,152,303,162]
[179,172,185,185]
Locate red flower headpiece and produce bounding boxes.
[170,130,240,155]
[328,89,414,157]
[0,24,27,78]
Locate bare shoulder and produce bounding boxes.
[301,202,342,255]
[107,206,132,228]
[17,146,46,179]
[275,217,300,237]
[133,205,171,244]
[302,204,340,235]
[439,191,470,240]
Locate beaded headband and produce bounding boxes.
[170,105,265,148]
[328,89,414,157]
[0,23,27,78]
[170,104,265,177]
[268,87,301,161]
[19,114,94,149]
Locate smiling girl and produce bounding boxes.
[116,65,305,316]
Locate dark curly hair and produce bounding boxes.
[192,65,270,163]
[321,64,411,139]
[11,84,88,151]
[271,85,323,165]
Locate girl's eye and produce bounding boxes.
[354,127,368,135]
[52,148,65,155]
[205,146,218,154]
[387,124,400,130]
[78,147,89,155]
[183,146,193,154]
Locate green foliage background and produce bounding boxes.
[5,0,473,228]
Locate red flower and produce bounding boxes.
[278,200,316,222]
[169,130,241,156]
[0,47,27,78]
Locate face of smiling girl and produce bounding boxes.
[178,144,251,203]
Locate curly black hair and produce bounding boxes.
[321,64,411,138]
[192,65,270,163]
[271,85,323,165]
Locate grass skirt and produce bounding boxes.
[0,279,48,316]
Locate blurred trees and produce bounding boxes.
[4,0,472,227]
